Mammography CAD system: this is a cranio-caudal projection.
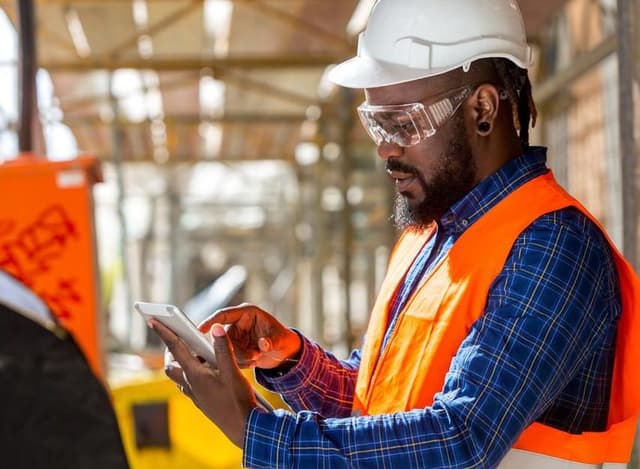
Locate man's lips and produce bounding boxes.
[387,170,416,192]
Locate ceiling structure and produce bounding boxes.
[0,0,569,165]
[0,0,595,352]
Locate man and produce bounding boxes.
[151,0,640,467]
[0,269,129,468]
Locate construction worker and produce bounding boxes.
[151,0,640,467]
[0,269,129,468]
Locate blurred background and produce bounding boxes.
[0,0,637,467]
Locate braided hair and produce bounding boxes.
[489,58,538,149]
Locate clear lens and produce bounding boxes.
[357,105,428,147]
[357,86,471,147]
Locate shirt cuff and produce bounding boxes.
[243,407,296,469]
[255,332,321,395]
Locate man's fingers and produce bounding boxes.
[164,347,176,368]
[236,357,258,368]
[165,367,195,399]
[150,320,198,374]
[197,303,256,332]
[165,362,189,388]
[211,323,241,378]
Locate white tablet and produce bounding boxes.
[134,301,217,366]
[134,301,273,411]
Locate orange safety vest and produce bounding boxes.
[354,172,640,466]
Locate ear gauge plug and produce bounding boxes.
[478,122,491,134]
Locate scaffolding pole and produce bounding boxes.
[17,0,36,153]
[339,88,355,351]
[167,172,181,305]
[108,73,134,347]
[617,0,637,270]
[312,126,327,345]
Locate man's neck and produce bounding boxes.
[474,132,524,183]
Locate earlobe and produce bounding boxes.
[473,85,500,137]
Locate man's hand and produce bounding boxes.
[199,304,301,370]
[150,319,257,447]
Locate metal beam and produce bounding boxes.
[57,68,315,115]
[534,35,617,105]
[38,24,77,54]
[92,153,296,163]
[60,71,200,112]
[1,2,75,55]
[5,113,307,131]
[221,69,317,106]
[67,113,308,126]
[24,54,344,71]
[243,0,353,51]
[103,0,201,59]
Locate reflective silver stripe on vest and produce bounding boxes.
[498,449,627,469]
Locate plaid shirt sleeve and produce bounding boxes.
[243,209,621,469]
[255,333,361,417]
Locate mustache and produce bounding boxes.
[385,159,420,177]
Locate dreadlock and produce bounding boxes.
[489,58,538,149]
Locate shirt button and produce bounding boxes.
[461,219,469,227]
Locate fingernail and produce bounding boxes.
[212,324,225,337]
[147,321,154,330]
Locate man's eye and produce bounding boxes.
[396,121,413,132]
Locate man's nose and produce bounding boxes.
[377,141,404,161]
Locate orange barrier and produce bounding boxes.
[0,154,104,378]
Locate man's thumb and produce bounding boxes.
[212,323,238,376]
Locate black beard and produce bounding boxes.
[391,118,476,231]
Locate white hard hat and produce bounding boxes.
[329,0,533,89]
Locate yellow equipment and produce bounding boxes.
[111,370,286,469]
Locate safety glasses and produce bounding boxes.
[357,86,472,147]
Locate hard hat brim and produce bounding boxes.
[329,52,531,90]
[328,55,460,89]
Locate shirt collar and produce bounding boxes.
[439,146,550,236]
[0,270,56,329]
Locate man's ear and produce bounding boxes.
[471,84,501,137]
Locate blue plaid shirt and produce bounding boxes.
[246,147,621,468]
